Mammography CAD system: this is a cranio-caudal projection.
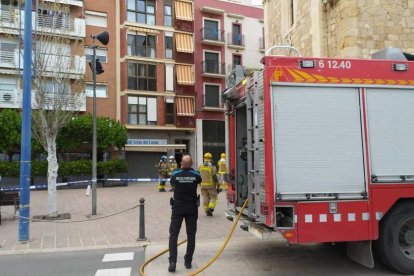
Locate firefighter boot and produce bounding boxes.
[206,208,213,216]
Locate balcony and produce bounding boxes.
[0,89,86,111]
[201,60,226,78]
[201,28,225,47]
[0,49,85,78]
[43,0,84,7]
[0,7,85,38]
[227,33,245,50]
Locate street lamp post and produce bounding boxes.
[90,31,109,215]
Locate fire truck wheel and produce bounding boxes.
[375,201,414,275]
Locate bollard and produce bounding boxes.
[137,197,147,241]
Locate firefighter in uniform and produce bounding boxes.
[168,155,202,272]
[156,155,169,192]
[198,152,219,216]
[217,153,227,191]
[168,155,178,191]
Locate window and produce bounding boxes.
[85,84,108,98]
[85,47,108,63]
[127,0,156,25]
[0,42,16,63]
[45,80,70,94]
[233,54,242,68]
[204,84,221,108]
[127,33,156,58]
[204,52,220,74]
[164,0,172,27]
[203,19,219,41]
[232,23,242,45]
[85,11,107,27]
[128,96,157,125]
[128,62,157,91]
[165,32,173,59]
[165,97,174,124]
[38,9,70,29]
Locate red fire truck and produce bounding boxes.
[223,46,414,274]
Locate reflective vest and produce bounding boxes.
[217,158,227,175]
[157,161,169,176]
[198,163,216,188]
[168,161,177,175]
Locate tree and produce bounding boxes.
[0,110,21,161]
[58,114,128,160]
[14,0,85,217]
[0,110,44,161]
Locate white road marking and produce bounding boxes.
[95,267,131,276]
[102,252,134,262]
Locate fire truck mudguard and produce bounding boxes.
[224,46,414,274]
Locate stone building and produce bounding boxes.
[263,0,414,58]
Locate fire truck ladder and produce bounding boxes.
[245,71,261,220]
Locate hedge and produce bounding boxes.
[0,160,128,178]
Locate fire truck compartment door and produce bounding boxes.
[272,86,365,199]
[366,88,414,178]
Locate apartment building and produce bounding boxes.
[264,0,414,58]
[119,0,196,177]
[0,0,86,111]
[84,0,117,119]
[194,0,263,166]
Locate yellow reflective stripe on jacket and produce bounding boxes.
[199,165,214,185]
[217,159,227,174]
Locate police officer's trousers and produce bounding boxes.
[169,202,198,264]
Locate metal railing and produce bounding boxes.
[0,7,74,31]
[201,60,226,75]
[227,32,245,47]
[201,27,225,42]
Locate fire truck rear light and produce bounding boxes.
[299,60,315,68]
[393,63,408,71]
[284,232,294,238]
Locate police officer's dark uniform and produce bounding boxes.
[168,160,202,272]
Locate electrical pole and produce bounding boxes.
[19,0,33,241]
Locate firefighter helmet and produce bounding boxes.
[221,153,226,159]
[169,155,175,161]
[160,155,167,162]
[204,152,212,161]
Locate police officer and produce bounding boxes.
[168,155,202,272]
[156,155,169,192]
[198,152,219,216]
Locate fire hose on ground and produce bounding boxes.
[139,199,249,276]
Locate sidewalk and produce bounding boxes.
[0,182,258,255]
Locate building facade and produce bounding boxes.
[118,0,196,177]
[194,0,263,166]
[264,0,414,58]
[0,0,86,111]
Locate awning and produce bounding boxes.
[125,144,187,152]
[175,1,193,21]
[126,26,160,34]
[176,65,194,85]
[176,97,195,117]
[175,33,193,53]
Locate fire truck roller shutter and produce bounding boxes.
[366,88,414,181]
[271,86,366,199]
